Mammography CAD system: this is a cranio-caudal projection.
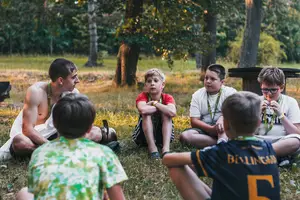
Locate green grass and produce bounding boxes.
[0,56,300,199]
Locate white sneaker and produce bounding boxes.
[0,150,12,162]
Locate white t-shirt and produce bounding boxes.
[0,109,56,153]
[257,94,300,136]
[189,85,237,124]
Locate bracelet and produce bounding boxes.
[278,112,285,119]
[152,101,158,107]
[217,138,228,144]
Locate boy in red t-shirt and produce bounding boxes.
[132,68,176,159]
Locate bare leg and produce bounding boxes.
[142,114,158,153]
[162,114,172,154]
[11,134,37,156]
[180,130,217,148]
[272,138,300,157]
[169,165,211,200]
[16,187,34,200]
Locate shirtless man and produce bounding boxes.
[0,58,105,161]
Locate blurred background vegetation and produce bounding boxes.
[0,0,299,66]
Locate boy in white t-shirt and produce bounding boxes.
[180,64,236,148]
[256,67,300,160]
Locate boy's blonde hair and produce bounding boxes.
[144,68,166,82]
[257,67,285,86]
[222,92,261,135]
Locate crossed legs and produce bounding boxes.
[180,129,217,149]
[11,126,103,157]
[168,165,211,200]
[272,137,300,157]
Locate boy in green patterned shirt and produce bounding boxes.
[16,93,127,200]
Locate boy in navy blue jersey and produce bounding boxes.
[163,92,280,200]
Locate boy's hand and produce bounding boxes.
[270,100,282,116]
[262,100,269,112]
[146,101,156,106]
[214,123,224,134]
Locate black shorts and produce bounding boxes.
[132,114,175,146]
[9,133,58,159]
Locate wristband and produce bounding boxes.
[278,112,285,119]
[152,101,158,107]
[217,138,228,144]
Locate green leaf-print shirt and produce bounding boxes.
[28,136,128,200]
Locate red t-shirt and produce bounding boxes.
[136,92,175,106]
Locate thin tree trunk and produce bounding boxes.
[9,36,12,55]
[201,12,217,73]
[85,0,98,67]
[50,36,53,55]
[113,0,143,86]
[195,52,201,69]
[239,0,262,68]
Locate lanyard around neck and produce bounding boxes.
[207,88,222,123]
[233,136,259,141]
[263,95,282,134]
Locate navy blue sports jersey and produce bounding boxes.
[191,139,280,200]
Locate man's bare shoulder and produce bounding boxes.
[25,82,48,105]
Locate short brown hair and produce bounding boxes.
[144,68,165,82]
[257,67,285,86]
[222,92,261,135]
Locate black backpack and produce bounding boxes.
[0,81,11,102]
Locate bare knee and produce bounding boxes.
[12,135,35,153]
[86,126,102,142]
[180,131,191,144]
[16,187,34,200]
[273,137,300,156]
[289,138,300,153]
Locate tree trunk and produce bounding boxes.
[114,43,140,86]
[201,12,217,73]
[195,52,202,69]
[113,0,143,86]
[50,36,53,55]
[239,0,262,68]
[85,0,98,67]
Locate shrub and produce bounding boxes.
[227,30,287,65]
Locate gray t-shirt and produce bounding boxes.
[189,85,237,124]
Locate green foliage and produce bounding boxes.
[261,0,300,63]
[258,32,287,65]
[227,30,286,65]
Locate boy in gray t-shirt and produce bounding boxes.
[256,67,300,160]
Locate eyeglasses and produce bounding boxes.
[261,88,279,94]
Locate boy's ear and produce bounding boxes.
[279,84,285,92]
[223,118,229,132]
[161,82,165,90]
[57,77,64,86]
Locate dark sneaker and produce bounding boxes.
[0,151,12,162]
[105,141,120,152]
[149,152,160,160]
